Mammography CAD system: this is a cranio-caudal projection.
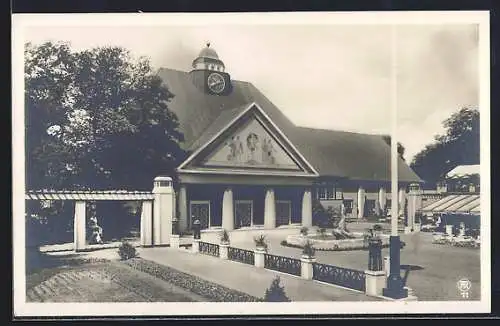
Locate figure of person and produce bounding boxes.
[246,133,259,163]
[235,136,244,162]
[261,138,269,163]
[88,215,103,244]
[226,136,237,161]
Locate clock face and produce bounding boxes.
[207,73,226,94]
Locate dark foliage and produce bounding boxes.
[410,107,479,185]
[117,241,137,260]
[264,276,291,302]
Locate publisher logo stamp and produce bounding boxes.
[457,278,472,299]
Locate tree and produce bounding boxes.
[410,107,479,186]
[264,276,291,302]
[25,41,185,191]
[382,135,406,161]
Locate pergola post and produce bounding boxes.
[140,201,153,246]
[74,201,87,252]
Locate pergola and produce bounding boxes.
[25,190,155,251]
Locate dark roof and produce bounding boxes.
[158,68,422,183]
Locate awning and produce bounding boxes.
[420,194,480,215]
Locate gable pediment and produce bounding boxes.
[178,103,318,176]
[203,118,301,170]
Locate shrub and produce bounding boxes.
[373,224,383,232]
[117,241,137,260]
[264,276,291,302]
[300,226,309,236]
[280,240,288,246]
[318,228,327,239]
[254,234,268,251]
[220,229,230,244]
[302,241,316,258]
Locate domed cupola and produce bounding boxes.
[192,42,226,72]
[189,42,232,96]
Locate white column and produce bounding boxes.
[378,187,387,213]
[222,188,234,231]
[407,183,422,230]
[264,188,276,229]
[357,187,366,219]
[74,201,86,252]
[398,188,406,216]
[153,176,174,246]
[178,185,188,232]
[140,201,153,246]
[301,188,313,227]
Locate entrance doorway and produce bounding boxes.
[189,201,210,229]
[276,200,292,226]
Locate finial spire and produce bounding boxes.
[206,41,211,48]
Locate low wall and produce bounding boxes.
[286,233,390,251]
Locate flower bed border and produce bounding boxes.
[122,258,263,302]
[280,239,405,251]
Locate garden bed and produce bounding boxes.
[284,233,400,251]
[122,258,263,302]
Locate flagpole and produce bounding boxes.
[383,24,408,299]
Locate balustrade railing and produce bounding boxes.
[312,262,366,291]
[264,253,301,276]
[228,247,255,265]
[199,241,220,257]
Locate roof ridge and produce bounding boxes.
[295,125,386,137]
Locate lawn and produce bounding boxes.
[25,249,207,302]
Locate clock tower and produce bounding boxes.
[189,42,232,95]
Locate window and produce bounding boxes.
[276,200,292,226]
[316,185,343,200]
[234,200,253,228]
[344,200,353,214]
[317,187,327,200]
[326,187,334,200]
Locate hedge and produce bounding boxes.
[121,258,263,302]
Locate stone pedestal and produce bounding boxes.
[254,248,266,268]
[365,270,387,296]
[300,256,316,280]
[384,256,391,277]
[191,239,200,254]
[220,243,229,260]
[170,234,180,249]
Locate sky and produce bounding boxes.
[20,16,480,162]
